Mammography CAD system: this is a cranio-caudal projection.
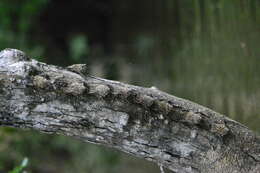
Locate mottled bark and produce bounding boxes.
[0,49,259,173]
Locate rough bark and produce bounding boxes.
[0,48,259,173]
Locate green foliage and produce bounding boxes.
[0,0,49,59]
[8,158,28,173]
[69,34,89,62]
[0,129,120,173]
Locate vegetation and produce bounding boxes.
[8,158,28,173]
[0,0,259,172]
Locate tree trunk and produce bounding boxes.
[0,49,259,173]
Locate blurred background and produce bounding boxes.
[0,0,259,172]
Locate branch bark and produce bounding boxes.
[0,49,259,173]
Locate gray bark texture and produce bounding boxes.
[0,48,259,173]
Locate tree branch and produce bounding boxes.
[0,49,259,173]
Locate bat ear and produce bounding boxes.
[66,64,88,76]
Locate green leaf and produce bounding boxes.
[8,157,29,173]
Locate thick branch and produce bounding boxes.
[0,49,259,173]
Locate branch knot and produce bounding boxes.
[0,48,29,66]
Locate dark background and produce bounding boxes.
[0,0,259,172]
